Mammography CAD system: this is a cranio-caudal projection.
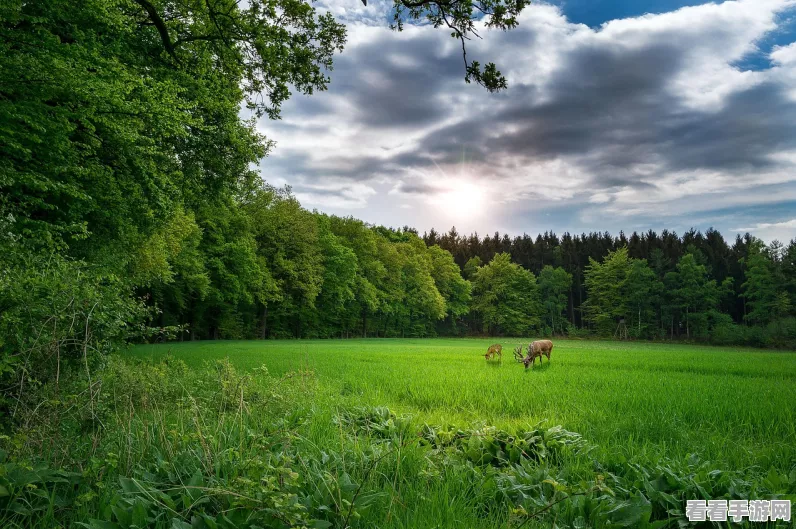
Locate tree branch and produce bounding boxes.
[133,0,181,64]
[392,0,523,91]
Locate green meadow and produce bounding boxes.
[5,339,796,528]
[132,338,796,471]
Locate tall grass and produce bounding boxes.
[2,339,794,528]
[133,339,796,471]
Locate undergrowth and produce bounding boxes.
[1,357,794,528]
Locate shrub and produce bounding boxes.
[764,317,796,349]
[710,321,745,346]
[0,249,147,424]
[566,325,594,339]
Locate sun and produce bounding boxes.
[435,181,485,218]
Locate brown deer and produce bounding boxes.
[485,343,503,361]
[523,340,553,369]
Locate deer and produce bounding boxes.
[485,343,503,361]
[523,340,553,369]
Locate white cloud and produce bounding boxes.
[734,219,796,231]
[257,0,796,237]
[293,180,377,209]
[732,218,796,243]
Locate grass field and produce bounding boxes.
[7,339,795,528]
[132,338,796,473]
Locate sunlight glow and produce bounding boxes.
[433,180,486,218]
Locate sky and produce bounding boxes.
[255,0,796,244]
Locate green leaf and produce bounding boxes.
[605,492,652,527]
[172,518,192,529]
[84,520,122,529]
[131,499,148,527]
[111,504,132,527]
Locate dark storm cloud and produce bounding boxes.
[663,82,796,171]
[291,185,350,197]
[268,150,406,181]
[389,33,796,190]
[393,180,443,194]
[290,32,465,129]
[261,1,796,205]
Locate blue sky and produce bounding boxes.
[553,0,710,25]
[256,0,796,243]
[537,1,796,70]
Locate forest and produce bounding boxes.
[3,0,796,416]
[4,0,796,406]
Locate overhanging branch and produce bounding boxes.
[134,0,180,63]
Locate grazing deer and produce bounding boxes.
[523,340,553,369]
[485,343,503,361]
[513,345,525,363]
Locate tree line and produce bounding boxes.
[2,0,794,417]
[424,227,796,345]
[139,205,796,346]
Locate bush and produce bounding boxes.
[0,357,322,529]
[565,325,594,339]
[0,248,147,424]
[710,320,745,346]
[764,317,796,348]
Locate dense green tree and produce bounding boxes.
[471,253,541,336]
[782,240,796,308]
[537,266,572,335]
[582,248,662,338]
[463,256,483,280]
[143,208,211,328]
[665,253,722,339]
[742,240,789,326]
[428,245,472,334]
[624,259,660,338]
[191,199,268,339]
[306,218,359,337]
[583,248,633,335]
[244,186,323,338]
[394,237,446,336]
[2,0,345,256]
[328,217,386,337]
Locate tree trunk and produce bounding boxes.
[568,288,575,326]
[261,305,268,339]
[686,307,690,338]
[188,300,195,340]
